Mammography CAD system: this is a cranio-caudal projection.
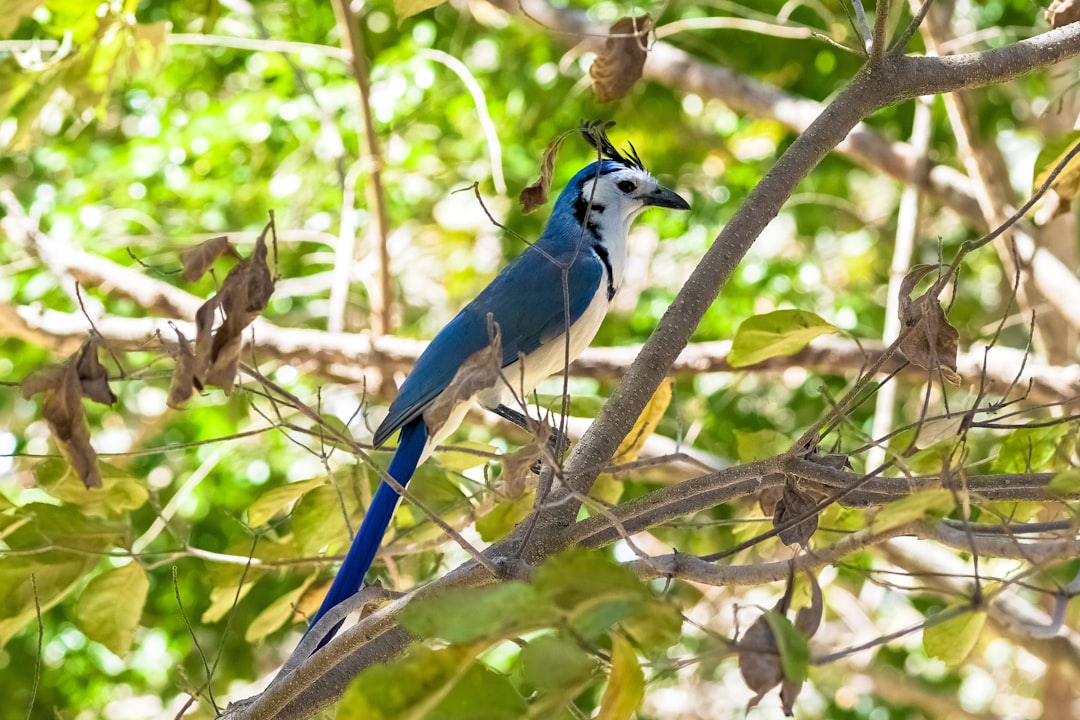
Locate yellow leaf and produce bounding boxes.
[75,563,149,657]
[394,0,446,22]
[924,608,986,665]
[597,634,644,720]
[248,477,325,527]
[614,379,672,464]
[245,575,316,643]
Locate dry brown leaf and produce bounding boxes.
[172,221,277,403]
[42,363,100,488]
[794,571,823,637]
[500,421,551,496]
[424,322,503,431]
[204,327,243,392]
[21,365,67,400]
[180,235,237,282]
[738,612,783,707]
[758,483,784,516]
[75,338,117,406]
[779,572,822,715]
[590,15,653,103]
[779,675,801,716]
[773,479,821,547]
[21,339,118,488]
[1047,0,1080,27]
[520,133,570,213]
[167,327,197,409]
[191,295,219,393]
[898,265,960,381]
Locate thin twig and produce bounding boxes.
[332,0,393,338]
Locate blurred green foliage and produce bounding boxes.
[1,0,1077,718]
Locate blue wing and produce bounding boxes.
[373,244,603,447]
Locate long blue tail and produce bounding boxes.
[305,418,427,648]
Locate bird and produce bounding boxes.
[304,122,689,648]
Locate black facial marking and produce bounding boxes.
[592,243,616,301]
[574,196,604,240]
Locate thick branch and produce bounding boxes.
[530,18,1080,541]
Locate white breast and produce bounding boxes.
[488,285,609,408]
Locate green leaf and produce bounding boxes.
[34,458,148,514]
[0,551,99,646]
[476,493,532,542]
[292,484,356,556]
[429,661,527,719]
[248,477,326,527]
[596,634,644,720]
[400,582,559,642]
[534,548,645,610]
[621,597,684,653]
[761,610,810,683]
[1048,469,1080,497]
[589,474,624,506]
[1034,131,1080,198]
[727,310,837,368]
[869,488,953,533]
[74,562,149,657]
[394,0,445,22]
[202,579,258,624]
[993,422,1072,474]
[733,428,789,463]
[4,503,125,551]
[569,596,642,641]
[924,608,986,665]
[521,634,598,690]
[245,575,316,643]
[338,645,473,720]
[439,441,497,472]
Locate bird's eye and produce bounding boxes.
[617,180,636,193]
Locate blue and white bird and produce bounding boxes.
[306,123,689,647]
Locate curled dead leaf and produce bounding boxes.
[24,361,100,488]
[758,482,784,516]
[773,479,823,547]
[180,235,237,282]
[779,571,823,715]
[167,326,197,409]
[21,338,118,489]
[779,676,801,716]
[169,219,277,405]
[738,612,783,706]
[897,264,960,382]
[75,338,117,406]
[794,571,823,638]
[520,133,570,213]
[590,15,653,103]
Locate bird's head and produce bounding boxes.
[561,122,689,227]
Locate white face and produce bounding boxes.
[580,167,662,223]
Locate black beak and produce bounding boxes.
[643,185,690,211]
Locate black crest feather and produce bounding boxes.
[579,120,645,170]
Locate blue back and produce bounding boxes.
[372,161,618,447]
